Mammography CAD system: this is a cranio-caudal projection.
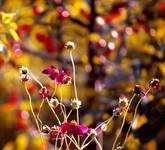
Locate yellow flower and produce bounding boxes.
[0,12,19,41]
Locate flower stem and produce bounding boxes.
[65,134,80,150]
[70,50,80,146]
[37,100,44,129]
[46,98,61,125]
[94,137,102,150]
[54,131,60,150]
[29,72,43,88]
[25,83,46,150]
[122,88,151,147]
[112,94,135,150]
[70,50,78,99]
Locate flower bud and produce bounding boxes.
[41,125,50,134]
[71,99,82,109]
[65,41,75,50]
[49,97,59,108]
[150,78,161,91]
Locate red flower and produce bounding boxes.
[59,121,89,136]
[42,66,72,85]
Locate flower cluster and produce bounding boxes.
[20,42,161,150]
[42,65,72,85]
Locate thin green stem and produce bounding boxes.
[112,94,135,150]
[25,83,46,150]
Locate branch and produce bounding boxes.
[21,43,82,64]
[70,17,88,28]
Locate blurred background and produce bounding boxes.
[0,0,165,150]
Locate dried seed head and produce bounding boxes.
[89,129,97,138]
[119,97,128,108]
[150,78,161,91]
[101,124,108,132]
[65,41,75,50]
[19,66,29,75]
[49,97,59,108]
[134,85,145,96]
[41,125,50,134]
[71,99,82,109]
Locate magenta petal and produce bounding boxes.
[76,125,89,136]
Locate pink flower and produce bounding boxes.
[42,65,72,85]
[59,121,89,136]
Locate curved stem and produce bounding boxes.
[70,50,78,99]
[54,131,60,150]
[81,114,115,149]
[59,86,66,122]
[122,98,142,147]
[59,137,64,150]
[37,100,45,128]
[29,72,43,88]
[66,109,73,120]
[65,135,80,150]
[94,137,102,150]
[64,136,70,150]
[122,88,151,147]
[112,94,135,150]
[25,83,46,150]
[70,50,80,146]
[46,98,61,125]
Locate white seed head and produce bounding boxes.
[50,97,59,108]
[65,41,75,50]
[89,129,97,138]
[19,66,29,75]
[101,124,108,132]
[71,99,81,109]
